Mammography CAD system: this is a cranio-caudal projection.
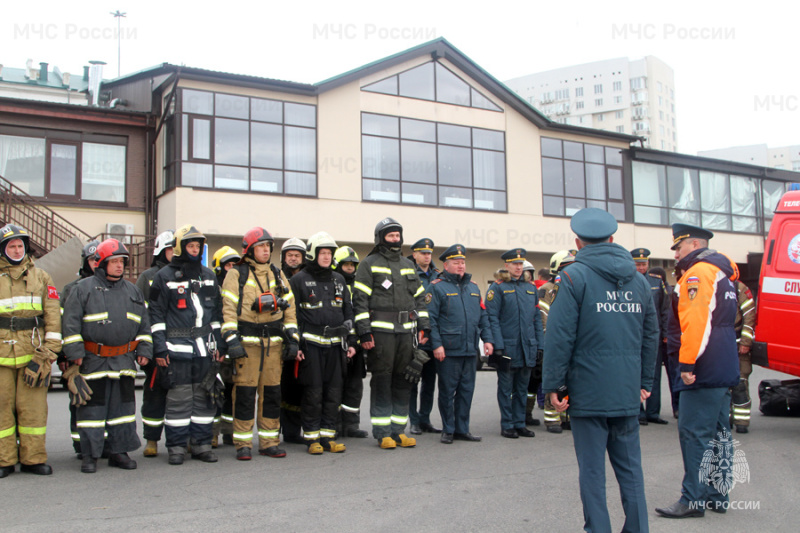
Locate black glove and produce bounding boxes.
[402,349,430,384]
[225,333,247,360]
[155,351,169,364]
[359,333,374,345]
[282,341,299,361]
[199,361,225,409]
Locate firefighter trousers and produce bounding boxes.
[299,344,343,441]
[340,349,365,431]
[366,331,413,439]
[280,361,303,440]
[77,375,140,459]
[215,361,234,437]
[164,358,215,454]
[0,366,48,467]
[141,360,169,442]
[731,352,752,428]
[232,340,283,450]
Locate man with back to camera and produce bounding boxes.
[543,208,658,533]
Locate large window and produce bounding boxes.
[362,62,502,112]
[172,89,316,196]
[631,160,788,234]
[0,133,126,202]
[540,137,625,220]
[361,113,506,211]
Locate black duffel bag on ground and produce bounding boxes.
[758,379,800,416]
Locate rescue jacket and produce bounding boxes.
[426,271,493,357]
[135,259,168,307]
[542,242,659,417]
[289,264,355,348]
[61,270,152,377]
[148,260,223,361]
[352,246,430,337]
[485,272,543,367]
[0,255,61,368]
[537,280,556,330]
[734,280,756,348]
[221,257,298,345]
[667,248,740,391]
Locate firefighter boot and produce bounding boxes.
[143,440,158,457]
[307,442,324,455]
[525,396,540,426]
[321,438,346,453]
[379,437,397,449]
[236,447,252,461]
[392,433,416,448]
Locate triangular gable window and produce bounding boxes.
[363,61,502,112]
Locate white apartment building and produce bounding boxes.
[505,56,677,152]
[698,144,800,172]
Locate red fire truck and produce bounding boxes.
[751,189,800,377]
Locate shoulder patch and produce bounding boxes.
[47,286,59,299]
[431,279,442,284]
[550,283,560,303]
[424,293,433,304]
[486,290,494,301]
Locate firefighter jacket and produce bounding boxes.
[537,280,556,330]
[352,246,430,337]
[0,255,61,368]
[666,248,740,391]
[149,261,223,361]
[485,272,543,367]
[542,243,659,417]
[734,280,755,348]
[62,270,153,376]
[221,257,298,345]
[289,264,355,349]
[426,271,493,357]
[135,259,168,306]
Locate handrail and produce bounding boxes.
[0,174,93,254]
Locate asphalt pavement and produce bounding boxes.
[5,364,799,532]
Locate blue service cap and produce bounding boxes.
[501,248,526,263]
[570,208,618,242]
[671,223,713,250]
[630,248,651,262]
[439,244,466,262]
[411,238,434,252]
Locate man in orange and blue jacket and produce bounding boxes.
[656,224,740,519]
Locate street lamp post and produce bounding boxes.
[110,10,127,77]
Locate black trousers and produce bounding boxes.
[299,344,344,441]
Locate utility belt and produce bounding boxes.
[84,340,140,357]
[302,323,350,338]
[0,315,43,332]
[370,309,418,326]
[166,323,213,339]
[239,320,285,339]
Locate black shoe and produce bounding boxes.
[735,425,749,434]
[440,432,454,444]
[647,417,669,425]
[409,424,422,435]
[192,451,218,463]
[419,422,442,434]
[515,427,535,437]
[655,501,704,519]
[108,453,137,470]
[236,447,252,461]
[638,417,649,426]
[453,432,482,442]
[259,446,286,458]
[283,435,306,445]
[222,434,234,446]
[81,457,97,474]
[546,425,563,434]
[20,463,53,475]
[345,427,369,438]
[168,454,185,465]
[501,429,519,439]
[0,465,13,478]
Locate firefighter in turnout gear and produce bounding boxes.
[352,218,430,449]
[537,250,575,434]
[279,237,307,445]
[62,239,152,474]
[136,230,174,457]
[148,226,224,465]
[334,246,369,438]
[289,233,356,454]
[211,245,241,447]
[0,224,61,477]
[221,227,299,460]
[731,280,756,433]
[59,239,100,456]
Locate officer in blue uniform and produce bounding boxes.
[426,245,494,444]
[485,248,543,439]
[407,238,441,435]
[632,248,671,425]
[543,208,658,533]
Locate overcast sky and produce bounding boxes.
[3,0,797,156]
